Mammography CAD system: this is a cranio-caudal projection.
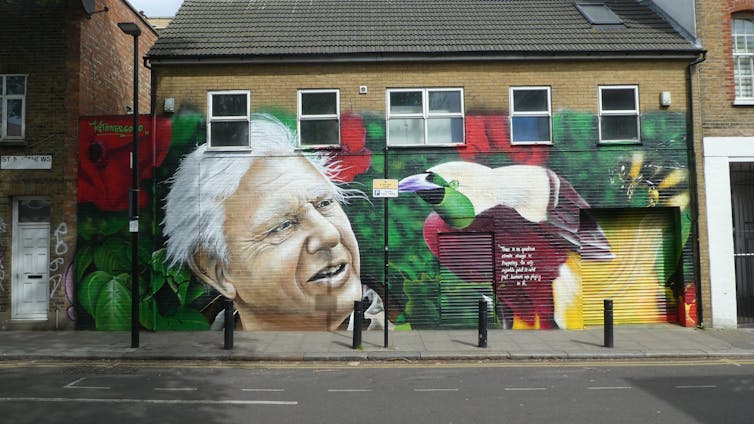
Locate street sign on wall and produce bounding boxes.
[372,179,398,198]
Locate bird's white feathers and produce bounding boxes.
[426,161,613,260]
[427,161,553,222]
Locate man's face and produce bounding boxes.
[221,155,361,330]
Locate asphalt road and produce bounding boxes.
[0,359,753,424]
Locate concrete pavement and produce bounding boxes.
[2,324,754,361]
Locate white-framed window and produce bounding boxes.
[207,90,250,149]
[1,74,26,141]
[297,89,340,147]
[733,16,754,103]
[509,86,552,144]
[598,85,640,143]
[387,88,464,146]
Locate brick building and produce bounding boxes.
[74,0,705,333]
[0,0,156,329]
[696,0,754,328]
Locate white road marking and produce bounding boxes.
[63,378,110,390]
[153,387,197,392]
[242,389,285,392]
[675,385,717,389]
[413,388,459,392]
[504,387,547,391]
[587,386,632,390]
[327,389,372,392]
[0,397,298,405]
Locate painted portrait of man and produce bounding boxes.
[163,114,368,331]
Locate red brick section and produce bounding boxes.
[696,0,754,135]
[0,0,156,329]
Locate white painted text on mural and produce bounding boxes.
[499,245,541,286]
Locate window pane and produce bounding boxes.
[6,99,22,137]
[301,92,337,115]
[6,76,24,95]
[512,116,550,142]
[513,90,548,112]
[390,91,422,114]
[388,118,424,144]
[737,75,754,98]
[737,56,753,74]
[427,118,463,144]
[210,121,249,147]
[601,88,636,111]
[429,90,461,113]
[300,119,339,145]
[734,18,754,35]
[18,199,50,223]
[735,35,745,52]
[601,115,638,141]
[745,35,754,53]
[212,94,247,117]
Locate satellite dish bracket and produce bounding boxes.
[81,0,109,18]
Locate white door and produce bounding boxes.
[12,222,50,320]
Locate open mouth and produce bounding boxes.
[307,263,347,285]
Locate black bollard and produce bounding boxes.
[604,299,613,348]
[352,300,363,349]
[224,297,234,350]
[478,299,488,348]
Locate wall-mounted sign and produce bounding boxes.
[372,179,399,198]
[1,155,52,170]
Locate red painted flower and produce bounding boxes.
[78,116,171,211]
[329,114,371,182]
[460,115,549,165]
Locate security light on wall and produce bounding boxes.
[660,91,671,107]
[359,86,368,94]
[164,98,175,113]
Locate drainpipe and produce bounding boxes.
[687,50,707,328]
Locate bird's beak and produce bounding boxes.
[398,173,441,193]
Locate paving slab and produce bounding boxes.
[1,324,754,362]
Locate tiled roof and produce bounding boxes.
[148,0,700,61]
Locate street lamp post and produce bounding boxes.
[118,22,141,348]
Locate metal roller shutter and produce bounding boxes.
[438,233,495,327]
[581,208,676,326]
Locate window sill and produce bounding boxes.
[598,140,641,146]
[297,144,341,151]
[510,141,553,146]
[0,139,27,147]
[388,143,465,148]
[202,147,253,156]
[733,98,754,106]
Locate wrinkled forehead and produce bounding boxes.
[245,155,329,188]
[228,155,335,220]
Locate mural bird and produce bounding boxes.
[399,161,613,329]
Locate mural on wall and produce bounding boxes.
[161,117,370,331]
[75,108,696,331]
[398,162,613,329]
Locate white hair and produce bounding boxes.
[163,113,363,268]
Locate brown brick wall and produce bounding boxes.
[696,0,754,134]
[694,0,754,326]
[155,60,690,117]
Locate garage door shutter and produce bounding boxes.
[581,209,677,325]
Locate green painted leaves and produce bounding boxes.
[79,271,131,331]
